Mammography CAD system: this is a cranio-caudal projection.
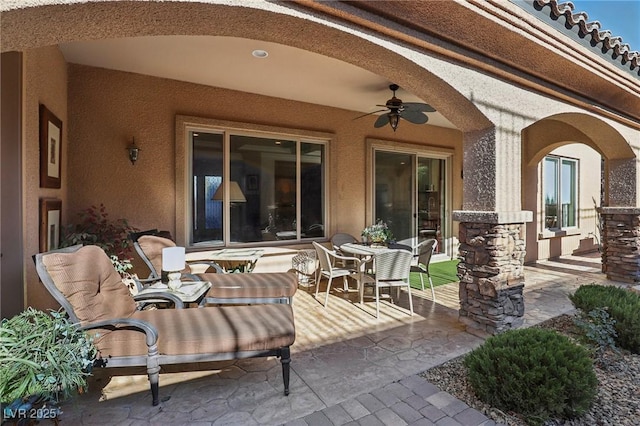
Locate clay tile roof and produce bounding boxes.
[534,0,639,77]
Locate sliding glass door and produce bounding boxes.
[374,152,413,243]
[373,149,450,254]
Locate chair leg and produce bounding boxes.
[147,346,161,406]
[406,284,414,316]
[428,274,436,301]
[324,277,334,307]
[420,274,425,291]
[280,347,291,396]
[315,274,323,298]
[375,285,380,318]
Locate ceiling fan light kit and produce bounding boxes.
[355,84,435,132]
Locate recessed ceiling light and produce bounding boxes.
[252,49,269,58]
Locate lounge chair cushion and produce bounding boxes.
[41,245,137,324]
[138,235,297,300]
[92,304,296,357]
[198,272,297,299]
[138,235,180,276]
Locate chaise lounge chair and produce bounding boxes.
[129,232,298,305]
[34,244,296,406]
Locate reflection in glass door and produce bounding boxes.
[417,157,446,253]
[374,151,448,254]
[374,152,413,243]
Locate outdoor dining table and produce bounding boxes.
[339,242,412,257]
[186,248,264,273]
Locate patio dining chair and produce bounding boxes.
[312,241,363,308]
[129,232,297,305]
[362,249,414,318]
[410,239,438,301]
[331,232,360,269]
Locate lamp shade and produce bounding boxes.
[162,247,185,271]
[212,181,246,202]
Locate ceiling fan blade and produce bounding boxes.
[401,109,429,124]
[403,102,436,113]
[374,114,390,128]
[353,109,388,121]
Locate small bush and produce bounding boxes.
[569,284,640,354]
[573,307,618,356]
[463,328,597,425]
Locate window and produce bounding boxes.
[190,129,326,246]
[543,155,577,230]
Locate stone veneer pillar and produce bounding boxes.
[453,211,532,336]
[599,207,640,283]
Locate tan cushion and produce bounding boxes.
[199,272,297,299]
[93,304,296,357]
[41,245,137,324]
[137,235,181,276]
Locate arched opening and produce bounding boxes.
[3,0,497,311]
[522,113,635,263]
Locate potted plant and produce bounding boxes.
[60,203,139,277]
[0,308,98,422]
[361,220,394,247]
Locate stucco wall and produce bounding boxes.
[67,63,461,232]
[23,46,68,310]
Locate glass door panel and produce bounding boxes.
[417,157,445,253]
[373,150,449,254]
[191,131,224,245]
[374,152,413,244]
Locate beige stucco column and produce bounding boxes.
[453,126,532,336]
[606,158,637,207]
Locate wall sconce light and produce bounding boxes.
[127,138,141,165]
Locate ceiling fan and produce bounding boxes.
[355,84,436,132]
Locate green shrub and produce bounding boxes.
[573,307,618,356]
[569,284,640,354]
[463,328,597,425]
[0,308,97,405]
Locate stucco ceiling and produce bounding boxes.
[59,35,455,129]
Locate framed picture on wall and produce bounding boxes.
[39,198,62,252]
[39,104,63,188]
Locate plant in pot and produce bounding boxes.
[361,220,394,247]
[60,203,139,277]
[1,308,98,422]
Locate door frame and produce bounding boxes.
[366,138,454,256]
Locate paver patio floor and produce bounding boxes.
[55,252,615,425]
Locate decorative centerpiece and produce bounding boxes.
[361,220,393,247]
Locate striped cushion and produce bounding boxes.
[41,245,137,324]
[199,272,297,299]
[92,304,296,357]
[137,235,181,276]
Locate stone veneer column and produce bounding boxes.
[599,207,640,283]
[453,211,532,336]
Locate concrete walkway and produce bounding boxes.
[57,253,613,425]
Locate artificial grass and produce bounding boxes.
[410,258,459,290]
